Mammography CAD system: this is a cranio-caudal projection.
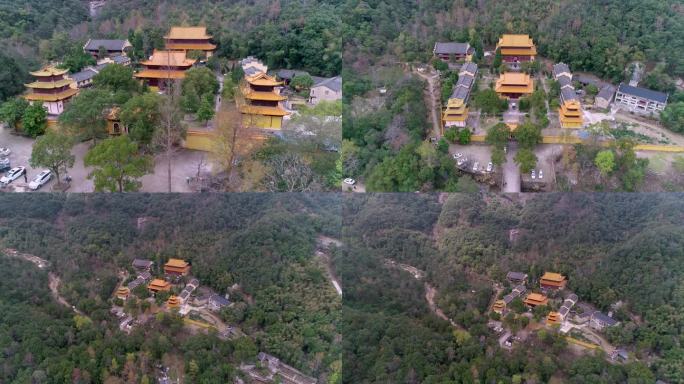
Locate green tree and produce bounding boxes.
[58,89,113,142]
[492,49,502,71]
[120,93,162,144]
[93,64,139,94]
[21,102,48,137]
[181,67,219,113]
[29,131,75,186]
[291,74,314,90]
[594,150,615,176]
[444,128,458,143]
[197,97,215,126]
[491,147,505,166]
[458,128,471,145]
[514,121,542,149]
[0,97,29,130]
[432,59,448,71]
[514,148,537,173]
[661,102,684,134]
[485,122,509,149]
[84,136,153,192]
[59,48,96,73]
[586,84,599,96]
[473,89,507,115]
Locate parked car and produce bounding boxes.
[0,147,10,157]
[453,153,463,159]
[28,170,52,190]
[457,157,467,166]
[531,170,536,179]
[487,162,493,172]
[0,157,9,172]
[472,162,479,172]
[0,166,26,185]
[343,178,356,185]
[538,170,543,179]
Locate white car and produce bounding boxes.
[472,162,479,172]
[29,170,52,190]
[0,147,10,157]
[457,158,466,166]
[453,153,463,159]
[343,178,356,185]
[538,170,543,179]
[531,170,536,179]
[487,162,493,172]
[0,166,26,185]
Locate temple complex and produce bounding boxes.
[24,66,78,115]
[442,62,478,131]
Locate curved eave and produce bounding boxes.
[244,92,287,101]
[24,88,79,102]
[240,105,289,117]
[25,79,74,89]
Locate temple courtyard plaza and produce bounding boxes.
[0,124,208,192]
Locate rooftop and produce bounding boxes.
[460,62,478,75]
[506,271,528,281]
[541,272,565,282]
[165,258,189,268]
[498,72,531,85]
[30,67,69,77]
[526,292,547,302]
[313,76,342,92]
[553,62,571,76]
[617,83,668,104]
[140,50,196,67]
[84,39,131,52]
[497,34,535,48]
[166,27,211,40]
[592,311,618,326]
[597,85,616,100]
[434,42,470,55]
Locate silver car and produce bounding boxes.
[0,166,26,185]
[29,170,52,190]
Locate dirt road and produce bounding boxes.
[384,258,464,330]
[316,236,343,296]
[413,69,442,139]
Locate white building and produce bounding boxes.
[614,83,668,115]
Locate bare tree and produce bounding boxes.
[263,152,321,192]
[156,70,185,192]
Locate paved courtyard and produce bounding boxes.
[1,125,212,193]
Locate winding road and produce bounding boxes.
[3,248,85,316]
[384,258,464,330]
[413,68,442,139]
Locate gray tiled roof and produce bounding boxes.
[558,76,572,89]
[506,271,527,281]
[434,42,470,55]
[561,87,578,102]
[597,85,615,100]
[209,294,230,307]
[456,75,474,89]
[450,86,469,100]
[276,69,310,80]
[84,39,130,51]
[459,62,478,75]
[592,311,618,326]
[617,83,668,104]
[313,76,342,92]
[112,55,130,64]
[70,68,98,82]
[132,259,153,269]
[553,62,570,78]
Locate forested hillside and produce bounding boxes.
[342,0,684,81]
[0,0,342,102]
[339,193,684,383]
[0,194,341,383]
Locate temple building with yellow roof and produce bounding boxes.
[523,292,549,308]
[238,56,289,129]
[134,50,196,90]
[164,258,191,276]
[546,311,561,326]
[496,34,537,68]
[495,72,534,100]
[116,287,130,300]
[24,66,78,115]
[442,62,478,131]
[553,63,584,128]
[540,272,567,290]
[164,27,216,58]
[167,295,181,309]
[148,279,171,293]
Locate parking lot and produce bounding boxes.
[520,144,561,186]
[1,125,212,192]
[449,143,496,174]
